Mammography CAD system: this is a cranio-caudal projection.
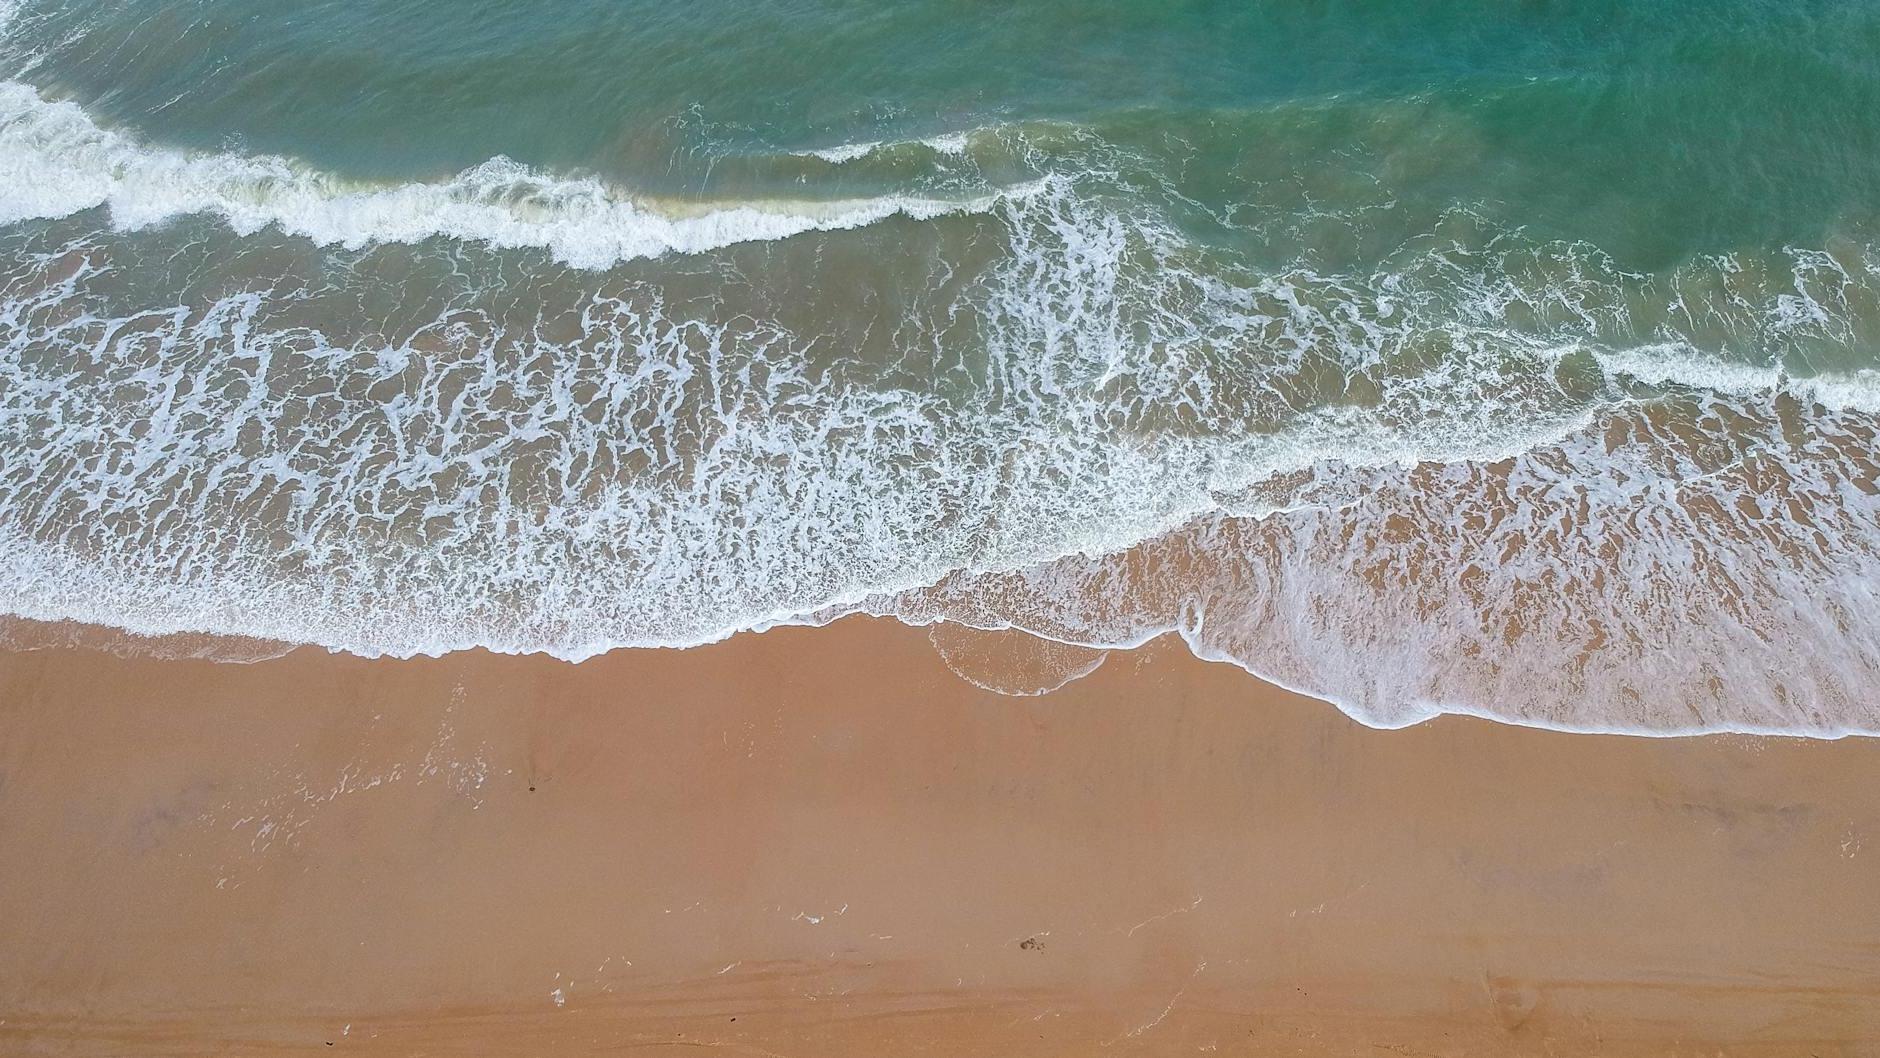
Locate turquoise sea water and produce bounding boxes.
[2,0,1879,733]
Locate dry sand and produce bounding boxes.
[0,615,1877,1056]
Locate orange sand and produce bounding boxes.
[1,616,1876,1056]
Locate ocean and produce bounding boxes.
[1,0,1878,734]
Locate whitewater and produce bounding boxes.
[2,4,1880,737]
[0,82,1023,269]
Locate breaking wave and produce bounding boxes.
[2,69,1879,736]
[793,130,977,164]
[0,81,1016,268]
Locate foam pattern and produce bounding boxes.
[3,84,1880,735]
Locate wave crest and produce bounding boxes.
[0,81,1012,267]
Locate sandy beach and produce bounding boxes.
[10,1,1880,1053]
[1,615,1875,1056]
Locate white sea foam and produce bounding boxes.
[1595,342,1782,397]
[922,132,972,155]
[4,84,1880,736]
[794,129,979,165]
[1594,345,1880,413]
[1794,369,1880,412]
[0,82,1013,268]
[801,140,882,163]
[868,385,1880,737]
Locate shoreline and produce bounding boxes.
[3,615,1877,1055]
[5,611,1870,742]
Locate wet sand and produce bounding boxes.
[0,615,1877,1056]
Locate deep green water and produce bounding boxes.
[2,0,1879,733]
[12,0,1880,264]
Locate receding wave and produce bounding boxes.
[0,81,1016,268]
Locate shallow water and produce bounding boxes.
[2,0,1879,733]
